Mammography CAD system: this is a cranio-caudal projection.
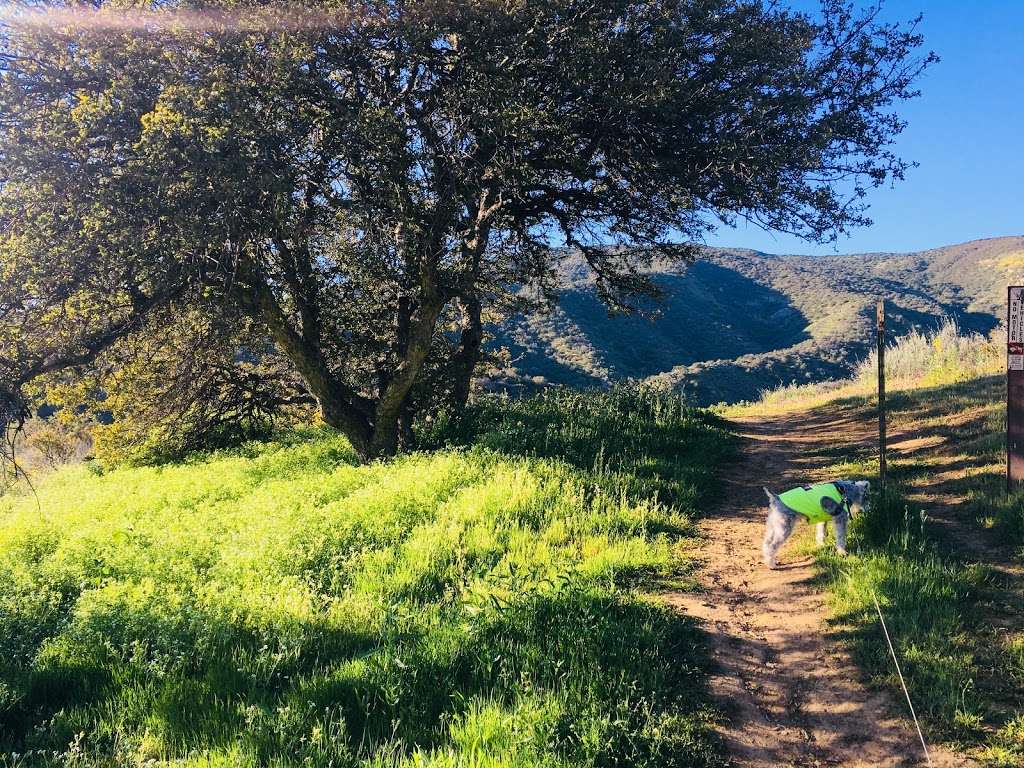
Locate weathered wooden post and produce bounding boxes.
[877,299,887,494]
[1007,287,1024,492]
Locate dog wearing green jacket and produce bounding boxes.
[761,480,869,568]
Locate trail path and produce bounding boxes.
[666,406,971,768]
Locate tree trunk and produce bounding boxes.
[366,296,443,458]
[235,267,375,457]
[397,400,416,451]
[451,294,483,413]
[318,389,372,458]
[236,257,446,462]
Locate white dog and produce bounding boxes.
[761,480,869,569]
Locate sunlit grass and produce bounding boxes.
[722,320,1003,418]
[0,390,732,767]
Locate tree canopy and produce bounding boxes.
[0,0,933,458]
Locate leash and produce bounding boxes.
[873,591,933,767]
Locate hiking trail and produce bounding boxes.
[666,406,972,768]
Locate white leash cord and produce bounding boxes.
[873,591,933,767]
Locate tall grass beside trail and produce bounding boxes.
[741,320,1003,414]
[816,480,1024,763]
[0,390,732,768]
[817,487,987,734]
[854,320,1003,390]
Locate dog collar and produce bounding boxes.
[832,482,853,517]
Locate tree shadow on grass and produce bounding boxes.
[3,583,725,767]
[423,388,736,514]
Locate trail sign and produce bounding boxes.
[1009,287,1024,490]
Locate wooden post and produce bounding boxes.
[1007,287,1024,492]
[877,299,887,494]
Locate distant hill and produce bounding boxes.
[487,236,1024,404]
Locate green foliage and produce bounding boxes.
[0,393,730,766]
[937,401,1024,549]
[818,487,990,739]
[424,388,733,511]
[984,713,1024,766]
[29,305,314,469]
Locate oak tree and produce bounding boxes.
[0,0,932,458]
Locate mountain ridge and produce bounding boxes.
[488,235,1024,404]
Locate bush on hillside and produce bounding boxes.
[856,320,1002,389]
[33,307,315,470]
[423,387,734,508]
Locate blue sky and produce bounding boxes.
[704,0,1024,256]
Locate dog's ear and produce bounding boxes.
[857,480,870,493]
[763,487,775,501]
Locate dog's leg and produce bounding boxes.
[815,521,827,546]
[834,513,849,556]
[762,506,796,569]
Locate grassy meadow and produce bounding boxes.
[0,389,733,768]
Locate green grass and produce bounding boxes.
[817,489,990,740]
[423,388,731,511]
[0,389,732,767]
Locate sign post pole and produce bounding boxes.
[1008,287,1024,492]
[877,299,887,495]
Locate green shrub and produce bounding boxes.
[423,387,734,509]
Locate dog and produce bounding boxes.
[761,480,869,569]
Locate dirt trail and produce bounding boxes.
[666,408,971,768]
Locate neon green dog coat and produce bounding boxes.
[777,483,844,524]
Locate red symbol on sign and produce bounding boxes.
[1010,343,1024,354]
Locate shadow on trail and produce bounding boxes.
[666,390,971,767]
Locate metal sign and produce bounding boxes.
[1011,288,1024,342]
[1009,287,1024,490]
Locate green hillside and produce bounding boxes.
[490,236,1024,404]
[0,391,732,768]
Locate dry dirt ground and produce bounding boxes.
[666,406,973,768]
